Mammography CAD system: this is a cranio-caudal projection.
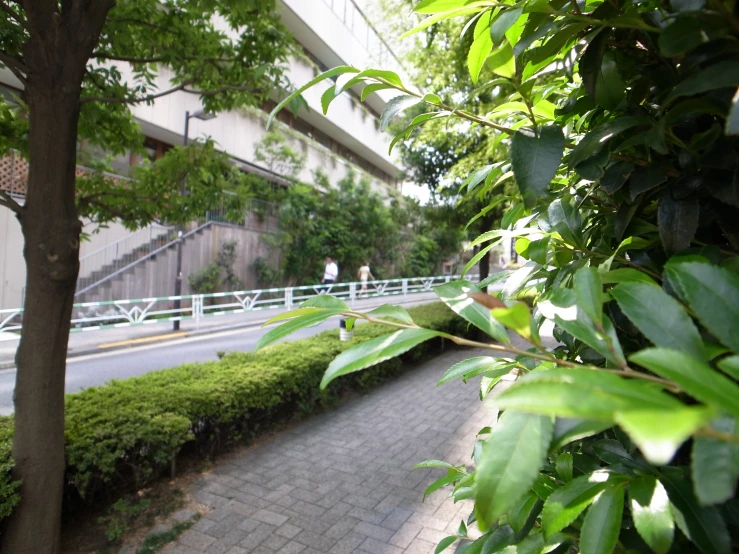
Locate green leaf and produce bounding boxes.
[491,303,533,341]
[579,484,625,554]
[435,280,511,344]
[541,471,612,537]
[664,260,739,351]
[601,161,635,194]
[402,6,484,38]
[267,66,359,128]
[717,355,739,380]
[435,536,458,554]
[555,452,573,482]
[726,88,739,135]
[660,470,731,554]
[462,164,495,193]
[511,126,565,209]
[480,524,514,552]
[438,356,512,386]
[555,314,624,366]
[547,196,582,246]
[321,86,339,114]
[630,348,739,418]
[361,82,394,101]
[495,368,682,421]
[580,30,607,101]
[552,418,613,449]
[668,61,739,103]
[614,406,714,465]
[425,472,462,499]
[469,25,494,83]
[659,191,699,254]
[610,282,705,361]
[487,41,516,78]
[659,15,728,57]
[415,0,479,13]
[671,0,705,11]
[594,51,625,110]
[302,295,350,310]
[320,329,440,389]
[257,309,344,350]
[365,304,414,325]
[414,460,461,471]
[574,267,603,325]
[629,475,674,554]
[491,8,523,43]
[600,268,658,286]
[629,160,669,201]
[691,416,739,506]
[475,412,553,530]
[569,116,650,169]
[381,95,422,132]
[506,492,536,533]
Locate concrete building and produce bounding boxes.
[0,0,406,308]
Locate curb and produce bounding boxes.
[0,295,437,371]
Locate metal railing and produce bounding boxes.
[0,274,479,335]
[75,199,281,297]
[323,0,405,76]
[78,224,175,281]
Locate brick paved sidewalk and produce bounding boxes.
[162,348,499,554]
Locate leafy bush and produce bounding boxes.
[0,302,470,520]
[0,418,20,520]
[269,1,739,552]
[188,240,242,294]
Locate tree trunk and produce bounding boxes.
[1,91,82,554]
[478,211,496,293]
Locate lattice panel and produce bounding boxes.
[0,152,28,196]
[0,152,124,198]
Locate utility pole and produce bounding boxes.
[173,109,215,331]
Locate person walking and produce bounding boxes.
[357,261,374,297]
[322,256,338,286]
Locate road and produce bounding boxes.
[0,318,342,414]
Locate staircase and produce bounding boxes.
[76,229,178,294]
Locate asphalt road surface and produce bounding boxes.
[0,319,341,414]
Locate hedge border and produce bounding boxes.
[0,302,475,522]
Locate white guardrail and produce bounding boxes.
[0,274,479,335]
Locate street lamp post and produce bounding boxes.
[173,109,216,331]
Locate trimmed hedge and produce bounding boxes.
[0,302,472,520]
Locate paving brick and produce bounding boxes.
[251,509,289,526]
[404,538,437,553]
[293,529,337,551]
[389,521,423,549]
[149,348,506,554]
[380,508,413,531]
[355,521,395,542]
[275,522,303,539]
[178,530,216,550]
[325,516,359,540]
[261,531,290,550]
[358,536,404,554]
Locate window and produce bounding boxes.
[258,102,397,187]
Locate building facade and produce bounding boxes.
[0,0,406,308]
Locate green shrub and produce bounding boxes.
[0,418,20,519]
[0,302,470,520]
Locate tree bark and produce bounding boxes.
[0,2,113,549]
[478,211,496,292]
[1,89,83,554]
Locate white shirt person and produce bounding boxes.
[323,257,339,284]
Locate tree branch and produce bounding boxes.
[182,84,258,97]
[91,52,240,64]
[81,80,194,104]
[0,190,23,215]
[0,51,28,82]
[0,0,29,31]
